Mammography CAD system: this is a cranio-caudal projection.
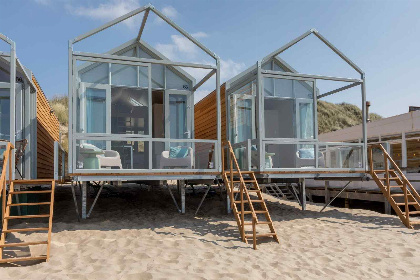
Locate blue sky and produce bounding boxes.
[0,0,419,117]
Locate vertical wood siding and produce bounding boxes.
[33,76,60,179]
[194,83,227,141]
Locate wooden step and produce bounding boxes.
[0,241,48,248]
[5,214,50,219]
[0,256,47,263]
[8,202,50,207]
[232,190,260,193]
[232,180,255,183]
[378,177,400,181]
[396,202,418,206]
[389,185,403,188]
[3,227,49,233]
[225,171,254,175]
[410,221,420,225]
[391,194,409,197]
[233,200,264,203]
[244,221,272,225]
[9,190,52,195]
[237,210,268,214]
[374,170,395,173]
[245,233,277,238]
[12,179,54,184]
[409,211,420,215]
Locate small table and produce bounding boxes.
[80,149,104,169]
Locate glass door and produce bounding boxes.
[165,90,192,140]
[80,83,111,150]
[296,99,315,140]
[0,88,10,141]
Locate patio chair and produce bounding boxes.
[159,147,193,169]
[97,150,123,169]
[79,143,123,169]
[296,148,325,168]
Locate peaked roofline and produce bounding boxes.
[70,4,218,61]
[77,38,196,85]
[262,29,364,75]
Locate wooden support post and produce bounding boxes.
[344,198,350,209]
[324,180,330,204]
[226,192,231,214]
[81,182,87,219]
[384,199,391,215]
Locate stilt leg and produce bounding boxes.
[325,180,330,204]
[167,183,181,213]
[71,181,80,221]
[301,179,306,211]
[181,181,185,214]
[87,182,104,218]
[81,181,87,219]
[384,199,392,215]
[195,185,211,216]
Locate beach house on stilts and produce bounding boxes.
[196,29,420,230]
[67,5,222,219]
[0,33,58,263]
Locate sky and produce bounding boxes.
[0,0,419,118]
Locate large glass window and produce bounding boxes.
[111,88,149,136]
[111,63,137,87]
[229,82,256,144]
[80,62,109,84]
[263,77,314,139]
[0,89,10,140]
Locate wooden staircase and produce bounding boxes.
[0,142,55,263]
[222,141,279,249]
[369,144,420,229]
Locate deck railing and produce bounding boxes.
[0,142,14,223]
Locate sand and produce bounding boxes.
[0,184,419,280]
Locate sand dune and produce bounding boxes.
[0,184,419,279]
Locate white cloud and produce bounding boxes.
[156,33,204,60]
[220,59,246,81]
[162,5,178,18]
[66,0,142,28]
[154,5,178,24]
[192,32,208,39]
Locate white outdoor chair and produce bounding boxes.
[97,150,123,169]
[159,147,193,169]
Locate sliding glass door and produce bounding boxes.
[79,83,111,149]
[0,88,10,141]
[165,90,192,140]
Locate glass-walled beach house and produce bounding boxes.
[0,33,59,180]
[224,29,367,179]
[68,5,221,182]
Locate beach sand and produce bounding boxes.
[0,184,419,279]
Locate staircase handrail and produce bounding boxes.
[222,140,259,224]
[0,142,14,195]
[369,144,420,203]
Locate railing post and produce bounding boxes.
[404,182,409,224]
[252,216,257,250]
[369,146,374,174]
[384,148,390,196]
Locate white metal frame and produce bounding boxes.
[68,5,221,178]
[225,29,367,178]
